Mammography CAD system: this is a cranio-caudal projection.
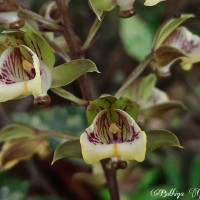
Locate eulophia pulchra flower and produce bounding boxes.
[0,45,51,104]
[152,14,200,76]
[89,0,165,18]
[0,31,52,105]
[80,108,146,164]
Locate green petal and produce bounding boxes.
[153,14,194,49]
[23,30,55,68]
[141,101,185,118]
[86,96,117,124]
[51,87,88,106]
[146,129,182,152]
[52,139,82,164]
[51,59,100,88]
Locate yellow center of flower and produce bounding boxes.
[22,60,33,71]
[109,123,120,134]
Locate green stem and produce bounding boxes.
[101,159,120,200]
[115,53,154,98]
[82,13,106,51]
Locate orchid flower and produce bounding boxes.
[156,27,200,76]
[80,109,146,164]
[152,14,200,77]
[0,45,51,105]
[89,0,165,18]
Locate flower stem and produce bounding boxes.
[115,53,154,98]
[101,159,120,200]
[56,0,92,100]
[82,13,106,51]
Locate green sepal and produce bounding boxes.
[122,74,157,106]
[146,129,182,152]
[111,98,139,119]
[23,30,55,68]
[153,14,194,49]
[0,30,55,68]
[86,95,139,124]
[138,74,157,104]
[51,59,100,88]
[52,139,82,165]
[86,95,117,124]
[141,101,186,118]
[51,87,88,106]
[88,0,115,20]
[0,123,35,142]
[0,123,76,142]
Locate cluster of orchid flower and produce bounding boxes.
[0,0,199,173]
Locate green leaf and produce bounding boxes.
[146,129,182,152]
[138,74,157,104]
[51,59,100,88]
[119,16,154,61]
[86,96,117,124]
[0,124,35,142]
[141,101,185,118]
[24,30,55,68]
[52,139,82,164]
[111,98,139,119]
[153,14,194,49]
[51,87,88,106]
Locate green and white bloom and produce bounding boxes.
[0,45,51,104]
[156,27,200,76]
[80,109,146,164]
[152,14,200,76]
[89,0,165,18]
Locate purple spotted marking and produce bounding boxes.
[86,110,140,145]
[0,47,36,84]
[163,29,199,54]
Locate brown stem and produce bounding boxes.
[101,160,120,200]
[56,0,83,59]
[56,0,92,100]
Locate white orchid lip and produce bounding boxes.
[0,45,51,103]
[80,109,146,164]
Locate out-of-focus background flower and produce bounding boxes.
[0,0,200,199]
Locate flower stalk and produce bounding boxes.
[115,52,154,98]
